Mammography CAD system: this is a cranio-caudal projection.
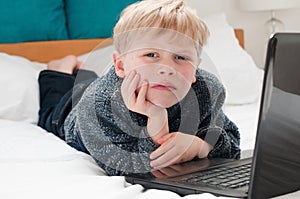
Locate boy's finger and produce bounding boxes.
[157,133,173,144]
[127,73,140,96]
[136,80,148,103]
[121,71,138,106]
[150,137,174,160]
[150,148,180,169]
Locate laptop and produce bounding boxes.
[125,33,300,198]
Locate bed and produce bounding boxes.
[0,12,264,198]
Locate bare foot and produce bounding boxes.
[47,55,82,74]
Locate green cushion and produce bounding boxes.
[0,0,68,43]
[65,0,137,39]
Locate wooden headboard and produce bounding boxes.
[0,29,244,63]
[234,29,244,49]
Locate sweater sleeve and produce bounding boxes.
[81,111,157,176]
[195,69,241,159]
[66,73,158,176]
[197,115,241,159]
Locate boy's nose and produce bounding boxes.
[157,65,176,77]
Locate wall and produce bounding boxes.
[186,0,300,68]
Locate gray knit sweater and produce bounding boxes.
[64,67,240,176]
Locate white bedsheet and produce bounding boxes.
[223,102,260,158]
[0,100,261,199]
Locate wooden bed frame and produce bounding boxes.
[0,29,244,63]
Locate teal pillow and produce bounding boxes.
[65,0,137,39]
[0,0,68,43]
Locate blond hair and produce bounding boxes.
[113,0,209,54]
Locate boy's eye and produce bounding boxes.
[145,53,158,58]
[175,55,187,60]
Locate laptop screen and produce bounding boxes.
[249,33,300,198]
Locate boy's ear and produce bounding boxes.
[113,52,125,78]
[192,75,196,83]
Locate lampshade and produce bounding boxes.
[239,0,300,11]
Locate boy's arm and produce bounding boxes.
[71,85,161,176]
[208,98,241,159]
[147,107,169,144]
[72,102,159,176]
[194,71,241,159]
[196,115,241,159]
[86,122,157,176]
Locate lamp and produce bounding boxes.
[239,0,300,34]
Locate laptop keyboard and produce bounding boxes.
[181,163,251,189]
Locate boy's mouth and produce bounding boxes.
[150,83,176,91]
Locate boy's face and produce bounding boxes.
[113,29,200,108]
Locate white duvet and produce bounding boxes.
[0,100,260,199]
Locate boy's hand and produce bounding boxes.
[150,132,212,169]
[121,70,169,143]
[121,70,157,116]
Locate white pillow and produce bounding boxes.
[0,53,45,123]
[77,44,115,76]
[200,13,263,104]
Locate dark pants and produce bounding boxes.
[38,69,98,140]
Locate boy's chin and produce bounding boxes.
[146,91,181,108]
[148,98,178,108]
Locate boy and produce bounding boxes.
[38,0,240,176]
